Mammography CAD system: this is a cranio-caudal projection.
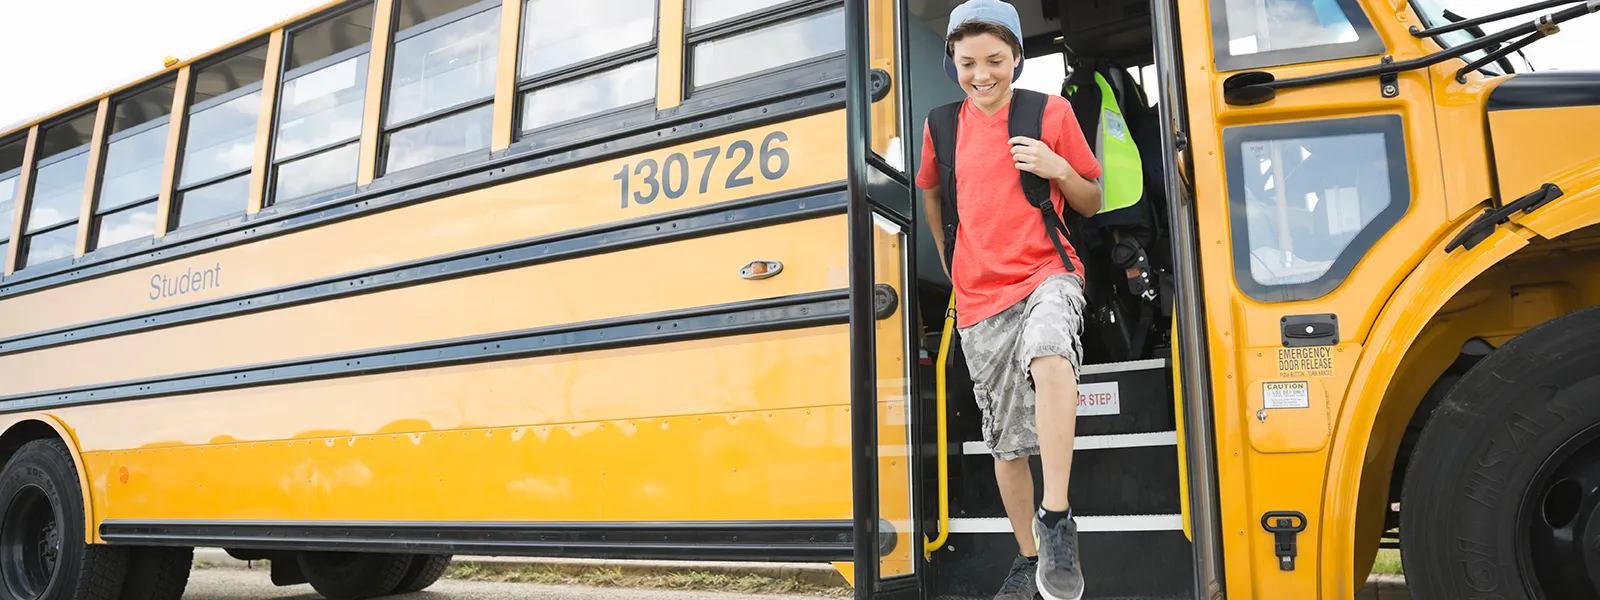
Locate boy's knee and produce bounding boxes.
[1029,354,1076,385]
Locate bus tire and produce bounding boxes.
[0,438,127,600]
[1401,304,1600,600]
[297,552,412,600]
[116,546,192,600]
[393,555,452,593]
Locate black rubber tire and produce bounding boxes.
[297,552,413,600]
[0,438,127,600]
[1401,305,1600,600]
[117,547,192,600]
[392,555,451,594]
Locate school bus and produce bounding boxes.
[1,0,1598,598]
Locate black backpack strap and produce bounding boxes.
[1008,88,1076,273]
[927,101,962,270]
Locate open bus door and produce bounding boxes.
[843,1,923,598]
[844,0,1227,598]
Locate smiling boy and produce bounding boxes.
[915,1,1103,599]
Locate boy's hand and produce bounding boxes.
[1009,136,1073,182]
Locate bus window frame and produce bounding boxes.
[682,0,846,101]
[168,38,272,235]
[0,134,29,273]
[375,0,504,179]
[265,2,378,211]
[86,77,179,257]
[1223,113,1411,302]
[17,111,98,272]
[506,0,661,151]
[1207,0,1387,72]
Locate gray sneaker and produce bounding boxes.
[1033,514,1085,600]
[994,554,1039,600]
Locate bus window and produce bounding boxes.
[1226,115,1409,301]
[271,4,376,205]
[381,0,500,175]
[20,112,96,269]
[0,138,23,268]
[92,81,177,252]
[173,43,270,231]
[517,0,658,134]
[685,1,844,95]
[1210,0,1384,71]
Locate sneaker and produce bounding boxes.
[1033,513,1085,600]
[994,554,1039,600]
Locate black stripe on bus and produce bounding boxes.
[100,519,858,563]
[0,72,845,301]
[0,290,850,414]
[0,184,847,357]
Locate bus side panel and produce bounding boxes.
[75,325,852,524]
[0,216,848,398]
[0,111,847,342]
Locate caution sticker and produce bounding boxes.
[1262,381,1310,410]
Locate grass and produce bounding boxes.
[1371,548,1404,576]
[442,563,852,597]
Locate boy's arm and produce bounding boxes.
[923,185,951,278]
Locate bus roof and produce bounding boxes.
[0,0,349,140]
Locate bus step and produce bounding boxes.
[926,359,1192,599]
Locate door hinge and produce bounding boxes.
[1446,183,1564,252]
[1262,511,1307,571]
[1379,56,1399,98]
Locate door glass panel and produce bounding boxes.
[868,0,902,172]
[874,212,915,580]
[1226,115,1408,301]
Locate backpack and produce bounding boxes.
[925,88,1081,281]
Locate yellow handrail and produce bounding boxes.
[923,294,955,560]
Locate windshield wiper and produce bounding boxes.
[1411,0,1582,36]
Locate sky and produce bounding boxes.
[0,0,1595,132]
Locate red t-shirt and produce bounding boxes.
[916,94,1101,329]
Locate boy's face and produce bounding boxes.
[950,32,1019,105]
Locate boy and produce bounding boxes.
[915,2,1103,599]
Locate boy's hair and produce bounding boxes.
[946,19,1023,59]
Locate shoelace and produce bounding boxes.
[1000,560,1034,591]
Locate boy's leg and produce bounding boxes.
[1032,354,1078,512]
[994,456,1036,554]
[958,300,1043,600]
[1017,274,1088,600]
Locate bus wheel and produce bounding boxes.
[1402,305,1600,599]
[116,547,192,600]
[393,555,451,593]
[0,439,127,600]
[296,552,412,600]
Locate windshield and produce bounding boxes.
[1409,0,1507,75]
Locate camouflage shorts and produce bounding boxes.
[958,273,1086,461]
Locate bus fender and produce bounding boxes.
[1319,207,1534,597]
[0,413,99,544]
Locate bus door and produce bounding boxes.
[1185,0,1450,593]
[844,1,921,598]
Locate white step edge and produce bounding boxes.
[948,514,1184,534]
[1080,358,1167,375]
[962,431,1178,456]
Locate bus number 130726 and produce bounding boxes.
[614,131,791,209]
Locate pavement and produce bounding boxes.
[194,548,1410,598]
[182,567,832,600]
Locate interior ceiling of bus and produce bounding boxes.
[910,0,1154,63]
